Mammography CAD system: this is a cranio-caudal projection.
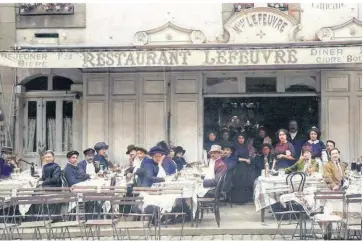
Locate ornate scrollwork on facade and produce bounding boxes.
[316,17,362,41]
[19,3,74,15]
[133,21,206,46]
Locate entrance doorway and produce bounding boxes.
[203,96,320,144]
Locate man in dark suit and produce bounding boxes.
[77,148,100,176]
[38,150,62,188]
[287,120,306,160]
[63,151,90,187]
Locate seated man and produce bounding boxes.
[124,145,138,176]
[284,147,319,175]
[157,141,177,175]
[38,150,62,188]
[94,142,112,170]
[0,147,18,178]
[135,146,166,187]
[198,145,227,198]
[323,148,346,190]
[77,148,100,176]
[221,143,237,170]
[63,151,90,187]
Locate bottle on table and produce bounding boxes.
[264,157,269,177]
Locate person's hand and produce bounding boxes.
[277,154,284,159]
[126,173,133,178]
[245,159,251,164]
[333,185,340,191]
[159,178,165,182]
[286,150,291,156]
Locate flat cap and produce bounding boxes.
[83,148,95,155]
[66,151,79,158]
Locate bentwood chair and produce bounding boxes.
[0,197,19,240]
[195,174,225,228]
[343,194,362,240]
[309,190,345,240]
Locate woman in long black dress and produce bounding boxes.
[230,133,256,204]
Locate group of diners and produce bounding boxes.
[203,120,360,203]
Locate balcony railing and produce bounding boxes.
[233,3,254,12]
[19,3,74,15]
[267,3,289,11]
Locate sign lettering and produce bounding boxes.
[311,3,345,10]
[232,13,289,34]
[0,46,361,68]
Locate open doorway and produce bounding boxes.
[203,97,320,145]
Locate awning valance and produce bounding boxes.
[0,45,361,68]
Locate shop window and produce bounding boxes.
[234,3,254,12]
[52,76,73,90]
[206,77,238,93]
[268,3,289,11]
[246,77,277,93]
[19,3,74,15]
[285,76,318,92]
[25,101,37,152]
[25,76,48,91]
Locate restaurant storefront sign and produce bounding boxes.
[0,46,361,68]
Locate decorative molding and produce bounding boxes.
[133,21,206,45]
[224,7,301,43]
[316,17,362,41]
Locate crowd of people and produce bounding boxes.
[0,118,361,206]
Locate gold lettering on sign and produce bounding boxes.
[231,13,289,34]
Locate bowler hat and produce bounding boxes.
[126,145,137,154]
[1,147,13,154]
[66,151,79,159]
[83,148,95,155]
[136,147,148,154]
[174,146,186,155]
[148,146,167,156]
[94,142,109,151]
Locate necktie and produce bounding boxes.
[335,161,343,179]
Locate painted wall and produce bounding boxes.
[15,3,361,46]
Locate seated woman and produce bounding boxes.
[173,146,187,171]
[284,146,319,175]
[272,129,296,170]
[253,143,274,178]
[0,147,18,178]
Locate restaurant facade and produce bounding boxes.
[0,3,362,167]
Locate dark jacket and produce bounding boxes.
[77,160,100,174]
[40,162,62,187]
[93,154,110,169]
[288,132,306,159]
[63,163,90,187]
[203,158,227,188]
[173,157,187,171]
[0,157,12,178]
[135,158,164,187]
[161,157,177,175]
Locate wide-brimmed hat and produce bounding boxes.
[83,148,95,156]
[221,142,235,151]
[66,150,79,158]
[208,145,223,154]
[1,147,13,154]
[174,146,186,155]
[94,142,109,151]
[148,146,167,156]
[126,145,137,154]
[136,147,148,154]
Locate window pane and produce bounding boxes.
[62,101,73,152]
[45,101,56,151]
[19,3,74,15]
[52,76,74,90]
[25,101,37,152]
[246,77,276,92]
[285,76,318,92]
[25,76,48,91]
[206,77,238,93]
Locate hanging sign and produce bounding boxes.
[0,45,361,68]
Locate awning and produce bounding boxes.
[0,43,361,68]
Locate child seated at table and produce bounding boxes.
[284,147,319,175]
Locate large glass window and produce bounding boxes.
[25,101,37,152]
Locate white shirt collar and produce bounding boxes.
[308,140,319,144]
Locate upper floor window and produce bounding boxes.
[19,3,74,15]
[267,3,289,11]
[233,3,254,12]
